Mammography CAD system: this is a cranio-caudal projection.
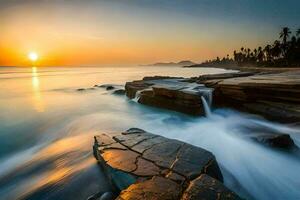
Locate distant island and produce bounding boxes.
[186,27,300,69]
[143,60,196,67]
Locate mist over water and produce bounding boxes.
[0,66,300,200]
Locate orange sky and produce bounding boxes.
[0,1,298,67]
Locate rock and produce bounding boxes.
[194,70,300,122]
[93,128,240,199]
[116,176,181,200]
[143,76,183,81]
[113,89,126,95]
[192,72,256,83]
[182,174,241,200]
[99,192,115,200]
[96,84,116,90]
[165,171,185,184]
[253,133,295,149]
[106,86,115,90]
[125,78,211,115]
[125,80,154,99]
[77,88,85,91]
[87,191,116,200]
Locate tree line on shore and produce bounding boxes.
[202,27,300,67]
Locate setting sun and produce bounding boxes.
[28,52,39,62]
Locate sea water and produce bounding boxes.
[0,66,300,200]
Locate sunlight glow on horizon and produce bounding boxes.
[0,1,299,66]
[28,52,39,62]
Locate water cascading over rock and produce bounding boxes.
[126,77,215,117]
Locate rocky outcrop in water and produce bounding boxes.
[125,79,212,115]
[93,128,241,200]
[251,133,295,149]
[77,84,126,96]
[194,70,300,122]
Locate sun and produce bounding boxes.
[28,52,39,62]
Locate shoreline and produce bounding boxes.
[184,63,300,73]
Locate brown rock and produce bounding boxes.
[182,174,241,200]
[125,80,153,99]
[133,157,161,177]
[93,129,240,200]
[116,176,181,200]
[209,71,300,122]
[171,144,223,181]
[142,140,182,169]
[165,171,186,184]
[101,149,139,172]
[125,78,207,115]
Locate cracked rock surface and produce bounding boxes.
[93,128,241,200]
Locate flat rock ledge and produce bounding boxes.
[125,77,212,115]
[194,70,300,122]
[93,128,241,200]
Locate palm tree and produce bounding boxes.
[271,40,282,59]
[280,27,291,45]
[280,27,291,59]
[257,46,264,63]
[264,45,272,61]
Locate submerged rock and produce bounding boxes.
[95,84,116,90]
[253,133,295,149]
[99,192,115,200]
[106,86,115,90]
[93,128,241,199]
[113,89,126,95]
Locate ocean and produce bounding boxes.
[0,66,300,200]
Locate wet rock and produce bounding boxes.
[93,128,240,199]
[143,76,183,81]
[191,71,256,83]
[125,78,209,115]
[87,191,116,200]
[96,84,116,90]
[116,176,181,200]
[113,89,126,95]
[182,174,241,200]
[253,133,295,149]
[101,149,139,172]
[123,128,145,134]
[99,192,115,200]
[106,86,115,90]
[171,143,223,181]
[125,80,154,99]
[142,140,182,169]
[205,70,300,122]
[133,157,161,177]
[165,171,185,184]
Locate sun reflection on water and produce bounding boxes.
[31,67,45,112]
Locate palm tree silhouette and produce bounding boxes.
[280,27,291,45]
[264,45,272,62]
[280,27,291,59]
